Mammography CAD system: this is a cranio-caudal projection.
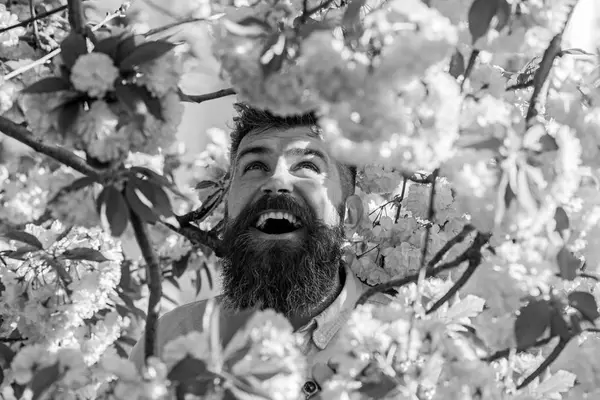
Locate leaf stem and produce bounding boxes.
[0,116,101,178]
[130,209,162,362]
[516,339,569,390]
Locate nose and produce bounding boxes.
[261,168,293,195]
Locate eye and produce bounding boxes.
[243,161,268,173]
[296,161,320,173]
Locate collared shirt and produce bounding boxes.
[129,266,391,397]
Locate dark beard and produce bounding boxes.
[220,194,345,318]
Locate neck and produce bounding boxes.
[288,266,345,330]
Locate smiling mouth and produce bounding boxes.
[254,211,303,235]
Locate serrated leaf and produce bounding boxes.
[60,33,88,69]
[167,356,210,383]
[22,77,72,94]
[445,295,486,321]
[60,247,110,263]
[468,0,498,43]
[514,299,551,348]
[196,180,217,190]
[29,363,60,400]
[554,207,569,233]
[449,49,465,79]
[568,291,600,323]
[3,230,43,250]
[125,181,158,224]
[119,40,176,71]
[103,186,130,237]
[557,247,581,281]
[533,370,576,397]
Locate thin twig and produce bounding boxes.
[425,236,486,315]
[0,337,28,343]
[179,88,236,104]
[144,16,222,38]
[525,0,580,127]
[516,339,569,389]
[394,178,408,223]
[482,336,554,363]
[0,116,101,179]
[304,0,337,18]
[130,209,162,362]
[415,169,439,297]
[29,0,40,47]
[0,5,67,35]
[427,224,475,269]
[356,230,490,306]
[460,49,480,92]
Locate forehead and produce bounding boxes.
[236,126,329,159]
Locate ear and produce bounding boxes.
[344,194,364,231]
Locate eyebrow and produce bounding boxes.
[236,146,328,165]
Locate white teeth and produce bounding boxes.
[255,211,301,229]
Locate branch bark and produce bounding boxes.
[179,88,236,104]
[161,221,223,258]
[481,336,554,363]
[130,209,163,362]
[0,116,101,179]
[0,5,67,35]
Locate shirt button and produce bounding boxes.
[303,380,319,397]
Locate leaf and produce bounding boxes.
[468,0,498,43]
[0,343,15,369]
[195,269,203,297]
[444,295,485,321]
[115,34,146,64]
[449,49,465,79]
[204,262,214,291]
[60,33,88,69]
[173,252,192,278]
[196,180,217,190]
[2,246,39,260]
[557,247,581,281]
[135,179,174,217]
[167,356,210,383]
[533,370,576,398]
[549,310,571,341]
[114,341,128,359]
[461,136,503,152]
[358,372,398,398]
[130,167,186,198]
[538,134,559,152]
[60,247,110,263]
[103,186,130,237]
[559,48,595,56]
[119,40,176,71]
[514,299,551,348]
[125,181,158,224]
[568,291,600,323]
[29,363,60,400]
[22,77,72,94]
[93,36,122,60]
[57,100,82,134]
[495,0,511,31]
[118,290,147,319]
[554,207,569,233]
[342,0,366,31]
[3,230,43,250]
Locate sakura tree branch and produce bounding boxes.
[517,338,570,390]
[427,224,475,268]
[415,169,439,293]
[525,0,580,127]
[179,88,236,104]
[356,228,490,306]
[0,5,67,35]
[0,116,101,179]
[304,0,337,18]
[425,233,490,315]
[161,220,223,258]
[130,210,163,362]
[460,49,480,92]
[481,336,554,363]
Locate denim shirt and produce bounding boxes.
[129,267,392,398]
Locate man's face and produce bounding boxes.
[220,126,347,316]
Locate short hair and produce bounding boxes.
[228,103,357,197]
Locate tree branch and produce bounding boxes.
[525,0,580,127]
[0,116,101,179]
[415,169,439,295]
[304,0,337,18]
[130,209,162,362]
[179,88,236,104]
[517,339,569,390]
[161,221,223,258]
[356,229,490,306]
[0,5,67,36]
[481,336,555,363]
[460,49,480,92]
[427,224,475,268]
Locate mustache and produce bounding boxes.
[234,194,316,228]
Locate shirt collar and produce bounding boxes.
[297,265,365,350]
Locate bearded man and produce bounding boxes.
[129,103,391,398]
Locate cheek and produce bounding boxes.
[227,181,254,219]
[299,182,341,226]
